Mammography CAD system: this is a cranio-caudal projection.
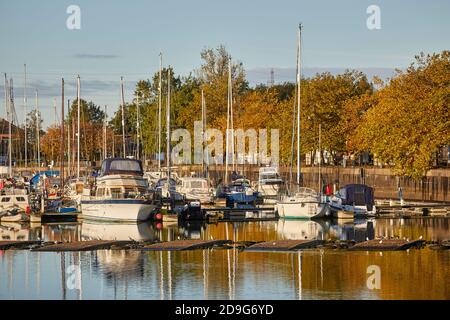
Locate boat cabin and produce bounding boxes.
[335,184,375,211]
[0,194,30,211]
[99,158,144,177]
[258,167,283,184]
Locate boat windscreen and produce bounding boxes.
[100,158,143,176]
[110,160,141,171]
[190,181,207,189]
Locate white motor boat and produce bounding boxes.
[177,177,214,204]
[275,187,330,219]
[0,191,30,212]
[329,184,376,217]
[255,166,284,204]
[154,177,184,202]
[81,158,161,222]
[64,178,85,201]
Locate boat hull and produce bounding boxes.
[276,201,329,219]
[329,204,375,217]
[0,213,24,222]
[80,199,159,222]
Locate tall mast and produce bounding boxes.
[103,105,107,160]
[202,90,209,179]
[24,64,28,169]
[120,76,126,158]
[204,91,209,178]
[9,78,14,177]
[35,89,40,173]
[136,94,140,160]
[53,98,57,126]
[76,75,81,180]
[60,78,65,188]
[201,89,205,173]
[229,57,235,173]
[158,53,162,170]
[225,59,231,183]
[4,75,11,177]
[318,123,321,193]
[296,23,302,185]
[166,68,171,175]
[67,99,71,177]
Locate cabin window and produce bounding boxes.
[191,181,206,189]
[1,197,11,202]
[97,188,104,197]
[15,197,26,202]
[124,187,139,198]
[110,188,122,199]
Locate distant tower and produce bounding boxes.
[268,68,275,87]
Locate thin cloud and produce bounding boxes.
[74,53,119,59]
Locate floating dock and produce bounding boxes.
[245,239,324,252]
[141,239,231,251]
[0,241,42,250]
[32,240,134,252]
[0,238,436,252]
[349,239,425,251]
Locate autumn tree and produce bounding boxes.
[354,51,450,177]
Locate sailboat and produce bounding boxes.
[275,24,329,219]
[153,68,184,203]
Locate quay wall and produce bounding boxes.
[12,165,449,202]
[176,165,450,202]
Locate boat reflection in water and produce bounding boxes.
[81,221,158,242]
[275,218,376,242]
[328,218,376,242]
[1,218,450,299]
[276,219,326,240]
[0,222,31,241]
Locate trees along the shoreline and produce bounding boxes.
[354,51,450,178]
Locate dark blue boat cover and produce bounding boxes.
[340,184,374,211]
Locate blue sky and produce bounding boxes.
[0,0,449,127]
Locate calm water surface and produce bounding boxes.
[1,218,449,300]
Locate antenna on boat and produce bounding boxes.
[296,23,303,186]
[76,75,81,180]
[120,76,126,158]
